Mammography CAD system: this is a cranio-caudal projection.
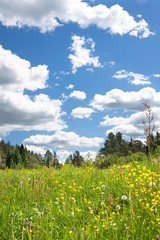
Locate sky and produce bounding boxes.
[0,0,160,161]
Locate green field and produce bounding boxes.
[0,160,160,240]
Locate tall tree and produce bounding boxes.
[44,150,54,167]
[72,151,84,167]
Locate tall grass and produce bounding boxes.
[0,160,159,239]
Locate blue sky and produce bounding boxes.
[0,0,160,161]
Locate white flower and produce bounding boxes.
[28,178,30,181]
[122,195,127,200]
[149,182,156,187]
[102,185,105,188]
[101,192,104,195]
[116,205,121,210]
[113,223,117,230]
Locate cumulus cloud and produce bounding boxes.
[113,70,151,85]
[80,150,97,160]
[69,35,102,73]
[71,107,95,119]
[65,84,74,89]
[0,45,66,137]
[0,45,48,92]
[90,87,160,111]
[69,90,87,100]
[0,0,153,37]
[25,145,46,155]
[96,88,160,139]
[100,105,160,139]
[23,131,104,149]
[57,150,72,159]
[100,112,144,137]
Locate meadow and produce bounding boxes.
[0,160,160,240]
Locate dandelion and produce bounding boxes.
[113,223,117,230]
[149,182,156,187]
[122,195,127,200]
[116,205,121,210]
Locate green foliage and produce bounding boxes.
[0,141,43,169]
[65,151,84,167]
[99,132,146,158]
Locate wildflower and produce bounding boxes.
[28,178,30,181]
[102,185,105,188]
[101,192,104,195]
[69,231,73,234]
[122,195,127,200]
[116,205,121,210]
[113,223,117,230]
[149,182,156,187]
[52,218,55,221]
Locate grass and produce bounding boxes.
[0,160,160,239]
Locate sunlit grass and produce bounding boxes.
[0,160,159,239]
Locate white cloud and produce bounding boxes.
[113,70,151,85]
[100,112,144,138]
[25,145,46,155]
[108,61,115,68]
[90,87,160,111]
[80,150,97,160]
[0,45,49,92]
[0,1,153,38]
[100,105,160,139]
[153,74,160,78]
[69,90,86,100]
[65,84,74,89]
[71,107,95,119]
[69,35,102,73]
[0,45,66,137]
[57,150,72,159]
[23,131,104,149]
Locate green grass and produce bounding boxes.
[0,160,160,240]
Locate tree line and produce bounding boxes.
[1,130,160,169]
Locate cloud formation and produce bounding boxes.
[90,87,160,111]
[69,35,101,73]
[100,105,160,139]
[23,131,104,149]
[0,0,153,37]
[0,45,66,137]
[71,107,95,119]
[69,90,87,100]
[113,70,151,85]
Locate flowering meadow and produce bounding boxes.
[0,160,160,239]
